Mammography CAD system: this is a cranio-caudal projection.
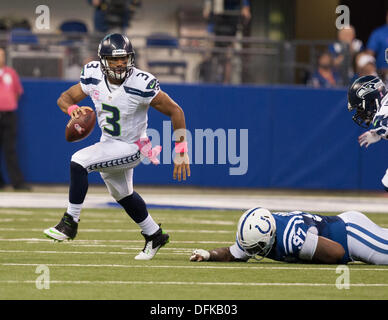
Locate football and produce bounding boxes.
[65,107,96,142]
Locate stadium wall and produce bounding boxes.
[12,79,387,191]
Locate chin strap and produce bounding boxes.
[134,137,162,165]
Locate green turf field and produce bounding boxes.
[0,207,387,300]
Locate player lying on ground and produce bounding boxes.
[190,207,388,265]
[348,75,388,191]
[44,33,190,260]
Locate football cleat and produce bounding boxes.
[135,225,169,260]
[43,213,78,242]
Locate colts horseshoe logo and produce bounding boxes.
[255,217,271,234]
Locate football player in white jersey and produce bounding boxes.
[190,207,388,265]
[347,75,388,191]
[44,33,190,260]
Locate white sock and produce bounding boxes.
[138,215,160,236]
[67,202,82,222]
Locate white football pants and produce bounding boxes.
[338,211,388,265]
[71,139,143,201]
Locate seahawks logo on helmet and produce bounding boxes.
[356,79,384,99]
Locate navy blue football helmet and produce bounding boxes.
[347,75,387,127]
[98,33,135,81]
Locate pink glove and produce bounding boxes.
[134,137,162,165]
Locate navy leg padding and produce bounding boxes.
[117,191,148,223]
[69,161,88,204]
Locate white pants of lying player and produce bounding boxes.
[339,211,388,265]
[71,138,144,201]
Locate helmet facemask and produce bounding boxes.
[239,235,276,261]
[99,51,135,81]
[348,98,379,128]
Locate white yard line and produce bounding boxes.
[0,218,235,225]
[0,279,387,287]
[2,262,388,271]
[0,238,230,244]
[0,228,231,233]
[0,249,187,255]
[1,192,388,213]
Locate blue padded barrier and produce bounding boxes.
[8,80,386,191]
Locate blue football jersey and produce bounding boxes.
[269,211,350,263]
[233,211,350,263]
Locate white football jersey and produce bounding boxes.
[372,94,388,139]
[79,61,160,143]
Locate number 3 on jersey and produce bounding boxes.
[102,103,121,136]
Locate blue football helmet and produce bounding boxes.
[98,33,135,81]
[347,75,387,127]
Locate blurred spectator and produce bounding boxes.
[88,0,140,33]
[329,25,363,83]
[356,52,377,77]
[349,52,377,85]
[0,17,31,31]
[0,48,29,190]
[366,10,388,81]
[11,18,32,31]
[308,51,340,88]
[201,0,251,83]
[203,0,251,35]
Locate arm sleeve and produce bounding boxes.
[298,228,319,261]
[229,242,250,261]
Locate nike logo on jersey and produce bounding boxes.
[146,78,160,90]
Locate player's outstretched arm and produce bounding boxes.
[358,130,382,148]
[57,83,88,115]
[150,90,190,181]
[311,236,345,264]
[190,248,245,262]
